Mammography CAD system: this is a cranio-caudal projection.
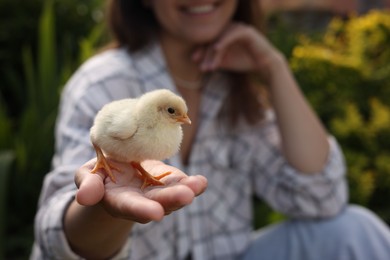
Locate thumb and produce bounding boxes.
[75,167,105,206]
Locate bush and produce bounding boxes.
[290,10,390,223]
[0,0,105,258]
[0,0,104,118]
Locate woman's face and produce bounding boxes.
[148,0,238,44]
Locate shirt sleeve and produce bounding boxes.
[32,187,131,260]
[250,113,348,219]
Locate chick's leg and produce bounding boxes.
[131,162,171,189]
[91,143,118,183]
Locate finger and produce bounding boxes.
[75,160,106,206]
[192,46,206,63]
[213,23,250,52]
[199,24,249,71]
[180,175,208,197]
[207,29,248,71]
[76,173,105,206]
[74,158,106,188]
[137,161,206,213]
[146,184,195,214]
[205,47,226,71]
[214,25,274,67]
[200,46,218,71]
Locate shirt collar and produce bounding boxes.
[132,41,230,127]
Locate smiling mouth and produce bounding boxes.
[182,3,217,15]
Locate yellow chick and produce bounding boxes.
[90,89,191,189]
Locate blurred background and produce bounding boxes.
[0,0,389,258]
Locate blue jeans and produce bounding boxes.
[242,205,390,260]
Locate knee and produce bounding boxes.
[243,205,390,260]
[334,205,386,227]
[319,204,390,240]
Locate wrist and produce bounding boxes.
[256,50,287,83]
[64,200,133,259]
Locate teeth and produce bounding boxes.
[187,4,214,14]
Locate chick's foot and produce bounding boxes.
[91,144,119,183]
[131,162,171,189]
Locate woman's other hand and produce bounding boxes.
[192,23,281,74]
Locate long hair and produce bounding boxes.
[106,0,267,126]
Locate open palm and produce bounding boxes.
[75,159,207,223]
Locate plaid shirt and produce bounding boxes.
[32,42,348,260]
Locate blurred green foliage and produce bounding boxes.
[0,0,105,258]
[0,0,104,118]
[290,10,390,221]
[1,1,390,258]
[254,10,390,229]
[0,151,14,259]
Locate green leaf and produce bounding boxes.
[22,46,37,108]
[38,0,57,111]
[0,150,15,259]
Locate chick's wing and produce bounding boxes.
[103,99,139,140]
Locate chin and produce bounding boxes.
[185,29,224,44]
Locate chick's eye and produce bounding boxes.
[167,107,175,114]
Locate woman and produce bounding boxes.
[31,0,390,259]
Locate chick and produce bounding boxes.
[90,89,191,189]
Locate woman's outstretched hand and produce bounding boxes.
[75,158,208,223]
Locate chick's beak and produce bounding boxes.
[176,114,191,125]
